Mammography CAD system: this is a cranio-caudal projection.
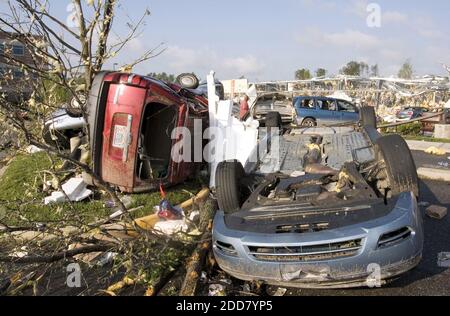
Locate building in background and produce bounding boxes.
[0,31,44,102]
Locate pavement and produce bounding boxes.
[406,140,450,154]
[407,140,450,182]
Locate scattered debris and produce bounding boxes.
[69,243,103,264]
[268,287,287,297]
[9,246,28,259]
[44,177,92,205]
[208,283,227,296]
[157,200,183,221]
[179,188,210,211]
[426,205,448,220]
[188,210,200,223]
[418,201,431,207]
[154,219,189,236]
[97,252,118,267]
[437,252,450,268]
[25,145,43,154]
[425,146,447,156]
[105,276,136,295]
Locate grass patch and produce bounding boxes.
[0,152,204,226]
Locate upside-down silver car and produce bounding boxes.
[212,108,423,288]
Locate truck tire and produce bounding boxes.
[376,134,419,197]
[360,106,377,128]
[176,73,199,89]
[266,112,283,129]
[216,160,245,214]
[301,118,316,127]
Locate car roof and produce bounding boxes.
[294,96,347,102]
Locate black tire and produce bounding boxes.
[376,134,419,197]
[176,73,200,89]
[66,94,86,118]
[301,117,316,127]
[360,106,377,128]
[265,112,282,128]
[215,160,245,214]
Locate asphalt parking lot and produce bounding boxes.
[283,179,450,296]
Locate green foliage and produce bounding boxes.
[398,59,414,79]
[0,152,108,225]
[396,122,422,136]
[315,68,327,77]
[370,64,379,77]
[340,61,370,76]
[148,72,176,83]
[295,68,312,80]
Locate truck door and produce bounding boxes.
[101,84,147,190]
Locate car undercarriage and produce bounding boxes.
[212,109,423,288]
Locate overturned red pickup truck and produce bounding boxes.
[86,72,210,193]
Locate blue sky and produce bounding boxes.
[3,0,450,81]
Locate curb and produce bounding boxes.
[417,167,450,182]
[406,140,450,154]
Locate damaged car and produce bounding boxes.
[86,71,209,193]
[212,107,423,288]
[250,92,294,126]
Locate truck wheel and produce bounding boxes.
[360,106,377,128]
[376,134,419,197]
[176,73,199,89]
[265,112,283,129]
[216,160,245,214]
[301,118,316,127]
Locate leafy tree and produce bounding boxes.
[295,68,312,80]
[340,61,371,77]
[148,72,175,83]
[398,60,414,79]
[340,61,361,76]
[370,64,379,77]
[315,68,327,77]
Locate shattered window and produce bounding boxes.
[337,100,356,113]
[301,99,314,108]
[319,100,337,111]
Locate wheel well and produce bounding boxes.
[302,117,316,123]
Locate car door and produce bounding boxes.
[337,100,359,123]
[294,97,317,124]
[316,98,339,125]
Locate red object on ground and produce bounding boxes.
[240,98,249,120]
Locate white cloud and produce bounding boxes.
[164,46,264,78]
[297,28,380,50]
[382,11,408,24]
[324,29,380,49]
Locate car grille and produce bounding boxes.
[247,239,363,262]
[214,240,238,257]
[378,227,412,248]
[276,222,329,234]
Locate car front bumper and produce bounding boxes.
[212,192,423,288]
